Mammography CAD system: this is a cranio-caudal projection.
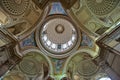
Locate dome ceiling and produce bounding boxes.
[0,0,119,80]
[37,15,80,58]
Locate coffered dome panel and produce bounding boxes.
[19,58,41,76]
[18,51,50,76]
[85,0,120,16]
[0,0,29,16]
[77,59,98,76]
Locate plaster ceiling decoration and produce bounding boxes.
[7,22,27,35]
[0,1,116,80]
[18,52,49,76]
[19,58,41,76]
[65,52,99,80]
[1,1,44,40]
[85,0,120,16]
[72,0,81,10]
[0,0,30,16]
[37,15,80,58]
[69,0,120,37]
[77,59,98,76]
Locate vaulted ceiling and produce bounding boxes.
[0,0,120,80]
